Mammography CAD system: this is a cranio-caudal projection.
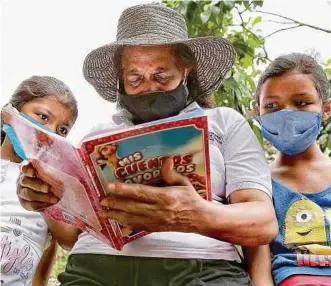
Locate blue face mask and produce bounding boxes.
[258,109,322,155]
[2,112,51,160]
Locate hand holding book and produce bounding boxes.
[100,157,208,233]
[18,160,60,211]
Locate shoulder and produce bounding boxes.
[205,107,246,131]
[205,107,248,139]
[205,106,246,123]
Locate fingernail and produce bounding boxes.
[26,169,35,177]
[40,184,49,193]
[108,184,116,192]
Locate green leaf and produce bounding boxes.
[328,134,331,150]
[240,55,253,68]
[252,16,262,27]
[325,122,331,132]
[252,122,263,144]
[319,134,328,145]
[252,1,264,8]
[201,10,211,24]
[211,6,220,14]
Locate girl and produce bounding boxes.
[256,53,331,286]
[1,76,80,286]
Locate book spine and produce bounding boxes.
[78,144,122,250]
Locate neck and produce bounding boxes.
[1,136,22,163]
[274,142,324,167]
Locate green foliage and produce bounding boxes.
[164,0,268,143]
[164,0,331,155]
[50,248,69,282]
[317,64,331,155]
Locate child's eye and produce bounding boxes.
[264,102,278,109]
[58,126,68,136]
[38,113,48,121]
[295,101,309,107]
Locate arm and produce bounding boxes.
[243,245,274,286]
[199,108,278,245]
[195,189,278,246]
[100,159,278,246]
[43,216,81,251]
[32,235,57,286]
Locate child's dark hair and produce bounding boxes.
[1,76,78,143]
[255,53,330,106]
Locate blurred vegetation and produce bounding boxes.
[164,0,331,158]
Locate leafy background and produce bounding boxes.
[165,0,331,161]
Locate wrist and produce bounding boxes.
[190,199,223,236]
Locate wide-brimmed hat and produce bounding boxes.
[83,4,235,102]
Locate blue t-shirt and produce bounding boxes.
[271,179,331,285]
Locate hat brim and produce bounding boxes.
[83,36,235,102]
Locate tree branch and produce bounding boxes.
[256,10,331,34]
[235,7,271,62]
[262,46,271,62]
[262,20,294,25]
[264,24,302,38]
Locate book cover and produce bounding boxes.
[2,105,211,250]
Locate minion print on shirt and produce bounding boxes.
[271,180,331,286]
[284,199,329,252]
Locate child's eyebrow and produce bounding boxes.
[263,95,280,100]
[39,106,53,116]
[39,105,73,127]
[292,92,314,97]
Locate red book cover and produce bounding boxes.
[2,105,211,250]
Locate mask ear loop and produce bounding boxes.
[182,69,190,106]
[183,68,188,86]
[115,78,122,110]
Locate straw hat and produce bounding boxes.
[83,4,235,102]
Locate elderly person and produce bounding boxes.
[17,4,277,285]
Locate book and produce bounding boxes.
[2,105,211,250]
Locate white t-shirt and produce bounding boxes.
[0,159,49,286]
[71,104,272,261]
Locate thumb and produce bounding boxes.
[20,160,36,178]
[161,157,190,186]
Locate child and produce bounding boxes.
[256,53,331,286]
[0,76,80,286]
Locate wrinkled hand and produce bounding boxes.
[100,158,208,233]
[17,160,60,211]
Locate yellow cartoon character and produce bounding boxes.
[284,199,327,249]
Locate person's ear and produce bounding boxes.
[322,98,331,122]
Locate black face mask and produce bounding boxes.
[118,82,188,124]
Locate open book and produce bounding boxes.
[2,105,211,250]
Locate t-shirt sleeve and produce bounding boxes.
[221,109,272,198]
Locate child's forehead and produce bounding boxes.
[262,73,319,96]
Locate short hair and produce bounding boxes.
[255,53,330,105]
